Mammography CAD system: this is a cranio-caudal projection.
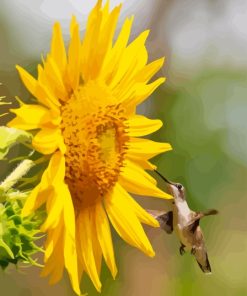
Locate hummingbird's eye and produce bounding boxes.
[177,184,183,190]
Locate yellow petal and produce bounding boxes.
[105,183,155,257]
[111,58,164,109]
[16,65,60,110]
[119,159,171,199]
[62,185,75,236]
[81,0,103,81]
[130,77,166,106]
[44,221,63,261]
[51,22,67,75]
[41,227,65,285]
[90,3,121,79]
[8,103,58,130]
[127,137,172,160]
[95,202,117,278]
[77,209,102,292]
[40,153,80,295]
[91,220,102,276]
[22,151,65,217]
[127,156,157,170]
[135,57,165,83]
[32,128,66,155]
[62,184,80,296]
[112,47,148,105]
[43,55,68,101]
[48,252,64,286]
[101,16,133,82]
[41,188,63,232]
[82,0,120,80]
[127,115,163,137]
[109,30,149,89]
[81,1,121,81]
[46,151,66,185]
[114,183,159,227]
[67,16,81,92]
[22,182,49,217]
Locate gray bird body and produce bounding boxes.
[172,193,211,273]
[173,196,193,250]
[147,174,217,274]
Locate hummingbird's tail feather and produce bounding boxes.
[201,209,218,217]
[193,246,212,274]
[196,252,212,274]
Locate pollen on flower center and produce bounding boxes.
[60,85,128,207]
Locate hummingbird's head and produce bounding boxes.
[167,182,186,201]
[154,171,186,201]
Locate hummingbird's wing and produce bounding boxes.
[182,211,201,234]
[146,210,173,234]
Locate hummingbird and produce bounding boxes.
[147,170,218,274]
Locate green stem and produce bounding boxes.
[0,160,35,193]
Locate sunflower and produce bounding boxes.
[8,0,172,294]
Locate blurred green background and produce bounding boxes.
[1,0,247,295]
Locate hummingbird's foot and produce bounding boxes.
[191,247,196,255]
[179,244,186,256]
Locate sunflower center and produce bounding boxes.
[60,84,128,208]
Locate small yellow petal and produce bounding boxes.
[95,202,117,278]
[41,189,62,232]
[90,3,121,79]
[32,128,65,155]
[135,57,165,83]
[91,220,102,276]
[39,153,80,295]
[41,229,64,284]
[105,184,155,257]
[22,151,64,217]
[127,115,163,137]
[67,16,81,91]
[63,184,75,237]
[44,222,63,261]
[109,30,149,89]
[81,0,103,81]
[119,159,172,199]
[77,209,102,292]
[16,65,60,110]
[51,22,67,75]
[127,137,172,160]
[131,77,166,106]
[47,151,66,185]
[114,183,159,227]
[43,55,68,100]
[101,16,133,82]
[22,183,47,217]
[126,156,157,170]
[8,103,58,130]
[63,185,80,296]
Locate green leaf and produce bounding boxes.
[0,239,14,259]
[0,126,32,160]
[0,197,45,269]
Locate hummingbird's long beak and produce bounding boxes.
[154,170,175,185]
[154,170,178,197]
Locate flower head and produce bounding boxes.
[8,0,172,294]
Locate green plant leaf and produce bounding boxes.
[0,239,14,259]
[0,127,32,160]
